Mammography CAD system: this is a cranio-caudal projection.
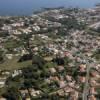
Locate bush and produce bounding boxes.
[18,54,32,62]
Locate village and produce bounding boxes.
[0,6,100,100]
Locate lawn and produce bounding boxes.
[85,28,100,36]
[3,39,23,49]
[0,87,7,96]
[0,56,32,70]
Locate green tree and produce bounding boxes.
[32,55,45,69]
[2,87,21,100]
[0,51,4,63]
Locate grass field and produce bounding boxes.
[0,56,32,70]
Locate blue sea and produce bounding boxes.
[0,0,99,16]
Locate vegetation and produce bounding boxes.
[0,50,4,63]
[2,87,21,100]
[92,49,100,61]
[0,56,32,70]
[58,17,86,30]
[2,54,72,99]
[3,39,22,51]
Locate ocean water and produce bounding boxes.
[0,0,99,16]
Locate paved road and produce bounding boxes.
[49,84,80,96]
[82,61,90,100]
[89,21,100,29]
[82,56,95,100]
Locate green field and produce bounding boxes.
[0,57,32,70]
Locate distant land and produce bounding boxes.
[0,0,100,16]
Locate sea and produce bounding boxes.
[0,0,99,16]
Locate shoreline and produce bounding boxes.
[0,4,99,17]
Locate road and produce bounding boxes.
[88,21,100,29]
[49,84,80,96]
[82,61,90,100]
[82,56,95,100]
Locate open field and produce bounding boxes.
[0,57,32,70]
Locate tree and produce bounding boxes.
[32,55,45,69]
[2,87,20,100]
[52,57,64,65]
[0,56,4,63]
[93,49,100,61]
[64,56,72,65]
[24,80,33,99]
[0,51,4,63]
[18,33,33,62]
[18,54,32,62]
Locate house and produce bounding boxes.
[50,76,59,82]
[63,86,73,93]
[29,88,41,97]
[45,78,51,84]
[79,64,86,69]
[65,75,72,82]
[68,81,75,87]
[89,87,97,95]
[64,51,70,57]
[78,76,86,83]
[76,57,81,63]
[1,70,10,76]
[0,97,7,100]
[12,70,22,77]
[0,75,7,84]
[57,66,64,72]
[90,79,97,86]
[0,79,6,88]
[5,54,13,60]
[49,68,56,74]
[59,80,66,88]
[90,71,99,78]
[88,95,96,100]
[69,91,79,100]
[19,89,28,98]
[57,90,65,96]
[32,25,40,32]
[79,64,86,72]
[25,97,31,100]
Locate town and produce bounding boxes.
[0,6,100,100]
